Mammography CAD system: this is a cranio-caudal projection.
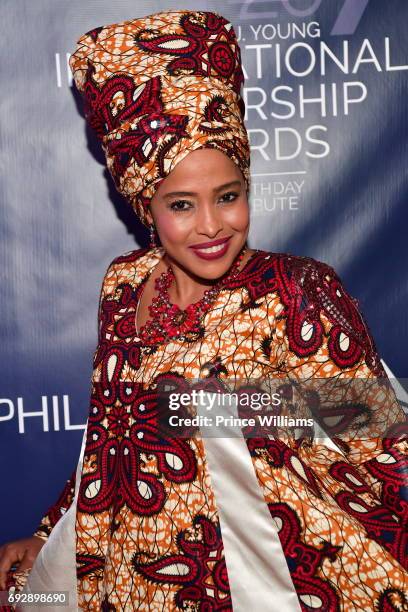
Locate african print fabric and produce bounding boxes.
[29,247,407,611]
[68,10,251,226]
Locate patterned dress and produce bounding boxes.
[31,247,407,611]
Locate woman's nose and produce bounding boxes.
[195,202,223,237]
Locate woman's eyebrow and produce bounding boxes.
[163,180,242,199]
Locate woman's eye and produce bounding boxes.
[170,200,192,212]
[220,191,239,203]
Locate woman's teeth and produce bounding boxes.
[195,243,226,253]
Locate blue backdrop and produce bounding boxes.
[1,0,407,542]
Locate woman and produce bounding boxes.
[1,9,407,611]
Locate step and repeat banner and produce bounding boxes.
[1,0,407,541]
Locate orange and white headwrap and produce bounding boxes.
[69,10,251,226]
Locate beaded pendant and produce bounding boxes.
[137,246,247,345]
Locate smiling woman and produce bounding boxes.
[137,147,251,316]
[1,8,407,612]
[135,149,253,346]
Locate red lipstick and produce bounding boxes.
[189,236,232,260]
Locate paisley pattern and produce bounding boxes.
[267,502,340,611]
[31,248,407,610]
[68,10,250,225]
[78,379,197,517]
[134,515,232,610]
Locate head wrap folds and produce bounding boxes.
[69,10,250,226]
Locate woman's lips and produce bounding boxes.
[189,236,232,260]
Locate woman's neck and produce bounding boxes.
[162,246,253,310]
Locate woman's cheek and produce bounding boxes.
[157,211,191,243]
[225,203,249,230]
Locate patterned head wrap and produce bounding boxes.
[69,10,251,226]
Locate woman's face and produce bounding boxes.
[146,148,250,281]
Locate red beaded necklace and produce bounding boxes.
[137,245,247,345]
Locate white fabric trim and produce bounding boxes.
[196,395,301,611]
[21,428,87,611]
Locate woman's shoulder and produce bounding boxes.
[250,248,338,273]
[252,250,385,377]
[99,247,162,297]
[106,246,163,274]
[240,249,342,302]
[107,246,160,269]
